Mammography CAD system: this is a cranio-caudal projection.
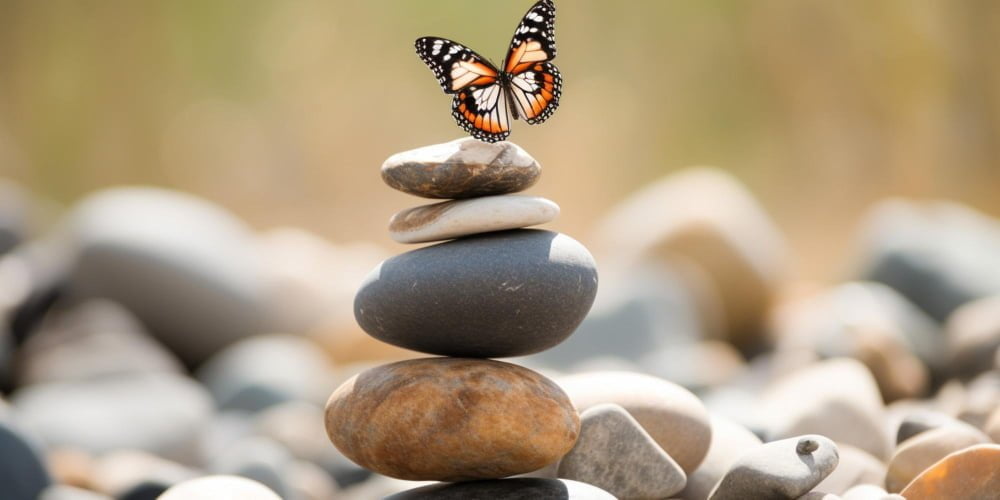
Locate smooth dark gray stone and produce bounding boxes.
[386,478,615,500]
[857,200,1000,322]
[896,410,965,444]
[0,419,52,500]
[355,230,598,358]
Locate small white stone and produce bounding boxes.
[159,475,281,500]
[389,195,559,244]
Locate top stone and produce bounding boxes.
[382,138,540,199]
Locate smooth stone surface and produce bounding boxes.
[63,187,272,365]
[14,299,183,385]
[946,295,1000,380]
[197,334,334,412]
[756,358,890,459]
[10,373,213,461]
[39,485,112,500]
[325,358,579,481]
[856,199,1000,322]
[525,262,706,371]
[841,485,903,500]
[900,444,1000,499]
[286,460,341,500]
[0,419,52,500]
[389,195,559,244]
[681,415,763,500]
[814,444,886,495]
[895,409,970,444]
[557,371,711,474]
[254,401,370,488]
[208,437,296,500]
[558,404,686,499]
[355,230,598,358]
[381,138,540,199]
[708,435,839,500]
[92,450,194,498]
[158,475,282,500]
[772,282,943,400]
[386,478,616,499]
[884,424,990,492]
[986,406,1000,443]
[639,340,747,392]
[594,167,788,350]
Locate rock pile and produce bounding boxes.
[324,138,602,494]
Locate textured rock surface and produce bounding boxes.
[756,358,890,459]
[325,358,579,481]
[158,475,282,500]
[386,478,616,499]
[355,230,598,358]
[708,435,839,500]
[557,371,711,474]
[389,195,559,244]
[0,419,52,500]
[558,404,686,499]
[900,444,1000,499]
[681,415,763,500]
[63,187,271,365]
[884,424,990,492]
[381,138,540,199]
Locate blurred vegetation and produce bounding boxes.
[1,1,998,279]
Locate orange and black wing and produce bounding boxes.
[502,0,561,125]
[415,37,511,142]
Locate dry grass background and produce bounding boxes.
[1,1,998,280]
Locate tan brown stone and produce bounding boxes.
[324,357,579,481]
[885,424,990,492]
[900,444,1000,499]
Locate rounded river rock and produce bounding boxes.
[324,357,580,481]
[381,137,540,199]
[354,229,598,358]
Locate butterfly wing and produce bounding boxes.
[502,0,561,125]
[415,37,511,142]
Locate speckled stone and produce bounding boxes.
[324,358,580,481]
[708,435,839,500]
[355,230,598,358]
[900,444,1000,499]
[557,371,711,474]
[389,195,559,244]
[385,478,615,499]
[381,138,540,199]
[557,404,686,499]
[885,424,991,492]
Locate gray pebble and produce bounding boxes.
[355,230,598,358]
[558,403,686,499]
[709,435,839,500]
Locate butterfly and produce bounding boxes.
[415,0,561,143]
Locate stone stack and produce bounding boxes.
[323,138,602,494]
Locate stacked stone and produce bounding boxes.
[323,138,603,495]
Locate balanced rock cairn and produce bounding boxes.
[323,137,600,488]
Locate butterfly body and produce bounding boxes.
[416,0,561,143]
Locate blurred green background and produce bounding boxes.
[1,1,998,279]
